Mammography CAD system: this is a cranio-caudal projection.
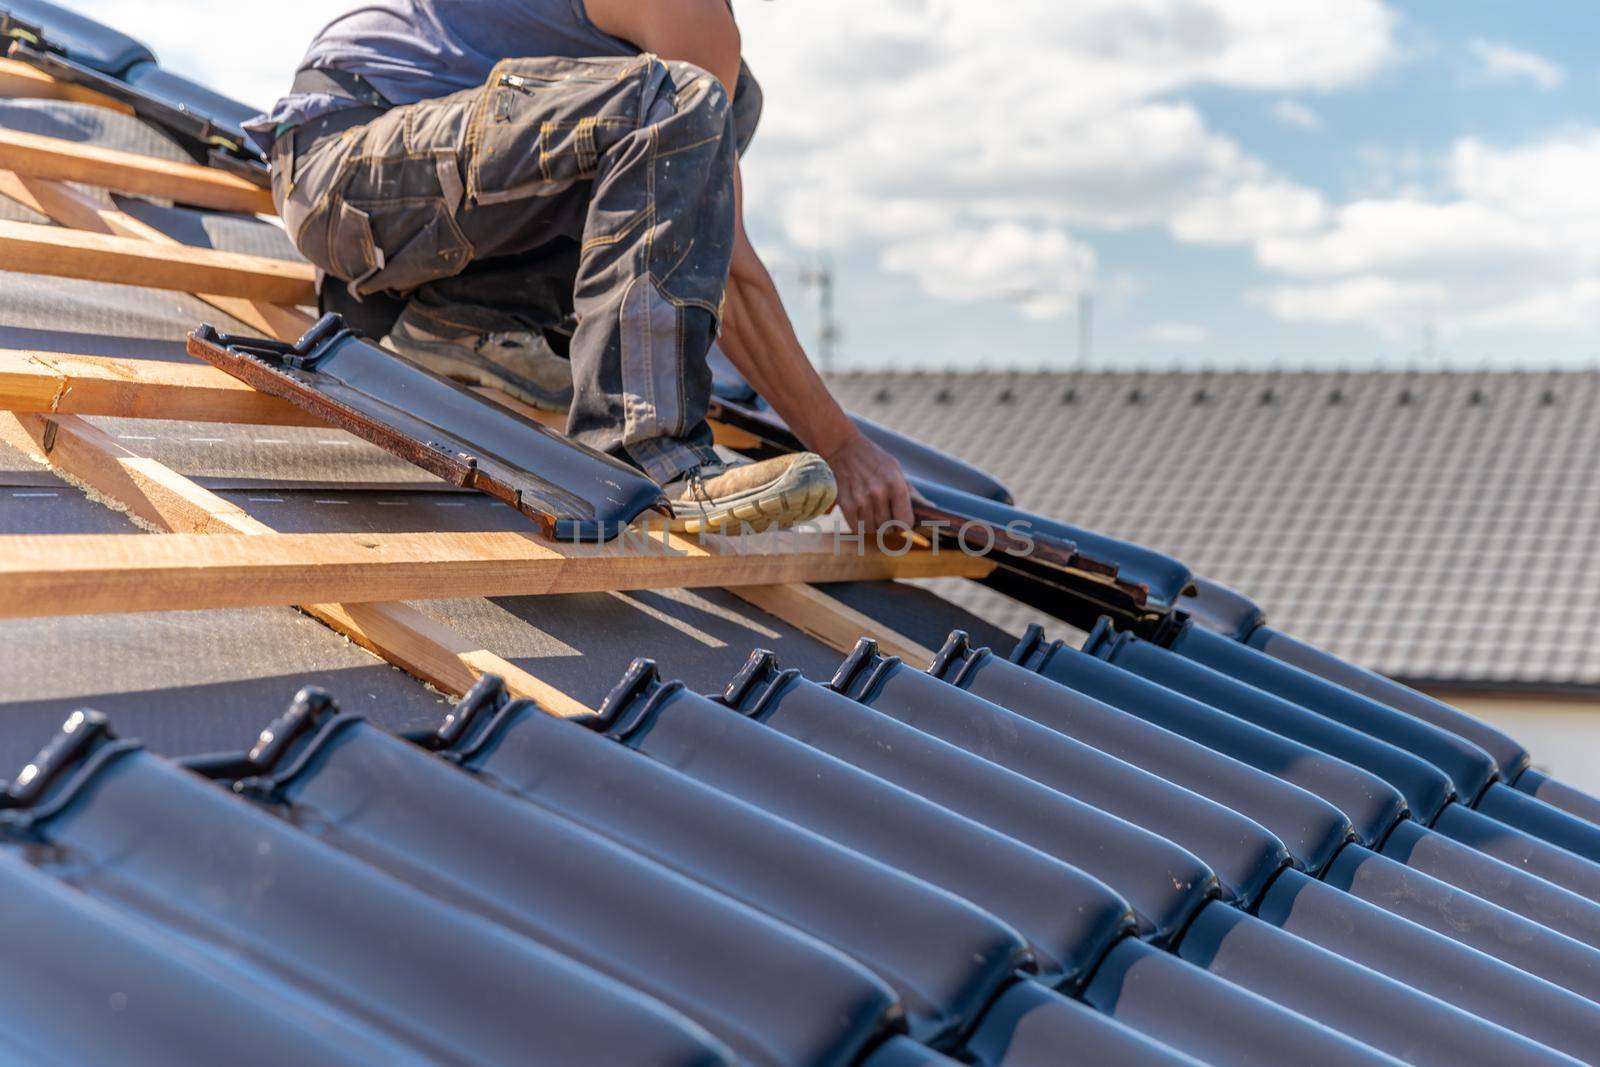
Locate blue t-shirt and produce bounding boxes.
[245,0,636,150]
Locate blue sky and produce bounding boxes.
[1146,0,1600,370]
[75,0,1600,372]
[733,0,1600,371]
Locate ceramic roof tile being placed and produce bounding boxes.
[827,369,1600,689]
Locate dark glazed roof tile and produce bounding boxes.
[813,642,1289,907]
[0,847,417,1067]
[931,631,1352,876]
[0,718,736,1066]
[595,659,1139,977]
[441,687,1028,1048]
[232,701,900,1067]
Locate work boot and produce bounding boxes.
[662,453,837,535]
[385,313,574,412]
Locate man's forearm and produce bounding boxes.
[718,248,859,459]
[719,261,858,457]
[716,214,914,534]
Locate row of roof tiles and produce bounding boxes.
[889,383,1578,408]
[11,612,1600,1065]
[856,373,1595,406]
[827,368,1600,688]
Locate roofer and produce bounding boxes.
[246,0,914,536]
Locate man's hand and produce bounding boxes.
[824,430,916,537]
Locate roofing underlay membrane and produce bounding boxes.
[10,9,1600,1065]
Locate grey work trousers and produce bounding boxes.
[271,54,742,482]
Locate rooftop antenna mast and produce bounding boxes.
[1077,292,1093,370]
[800,255,838,374]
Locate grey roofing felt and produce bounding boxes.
[0,97,193,159]
[0,607,452,768]
[826,369,1600,690]
[0,270,258,341]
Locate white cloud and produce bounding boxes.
[1450,133,1600,235]
[1145,323,1211,344]
[1463,280,1600,332]
[1256,199,1544,278]
[1345,145,1438,200]
[1468,39,1566,91]
[1252,128,1600,336]
[736,0,1398,314]
[1255,278,1447,338]
[777,194,957,252]
[1171,178,1329,244]
[879,224,1096,320]
[1272,100,1322,131]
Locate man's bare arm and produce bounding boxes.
[584,0,915,534]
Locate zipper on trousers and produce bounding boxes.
[499,73,547,94]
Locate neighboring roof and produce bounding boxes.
[10,11,1600,1065]
[827,368,1600,691]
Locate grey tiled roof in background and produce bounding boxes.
[826,368,1600,690]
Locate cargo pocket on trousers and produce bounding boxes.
[467,56,648,205]
[342,197,474,297]
[329,199,384,295]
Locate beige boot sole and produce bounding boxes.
[669,455,838,535]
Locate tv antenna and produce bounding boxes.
[800,256,838,373]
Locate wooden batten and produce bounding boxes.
[315,602,598,718]
[0,56,132,113]
[0,529,990,619]
[0,129,275,214]
[0,173,314,338]
[0,219,315,304]
[0,411,261,535]
[0,348,326,426]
